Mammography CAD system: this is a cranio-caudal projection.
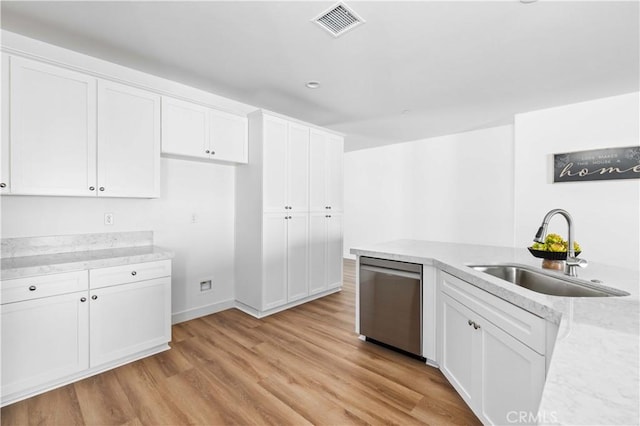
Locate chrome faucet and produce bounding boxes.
[534,209,588,277]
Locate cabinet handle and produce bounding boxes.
[131,271,137,276]
[205,150,210,154]
[0,183,6,188]
[473,323,481,330]
[91,295,98,300]
[89,186,95,191]
[99,187,105,192]
[28,285,37,291]
[80,297,87,302]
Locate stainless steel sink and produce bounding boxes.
[468,264,629,297]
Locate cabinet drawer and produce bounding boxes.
[1,270,88,304]
[440,271,546,354]
[90,260,171,289]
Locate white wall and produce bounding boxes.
[1,157,236,319]
[344,125,515,258]
[514,92,640,270]
[345,93,640,271]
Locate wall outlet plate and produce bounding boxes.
[104,213,114,225]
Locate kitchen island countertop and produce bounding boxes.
[351,240,639,426]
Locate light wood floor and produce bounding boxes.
[1,259,480,426]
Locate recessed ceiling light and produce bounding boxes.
[520,0,538,3]
[305,81,321,89]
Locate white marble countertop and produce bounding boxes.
[350,239,639,426]
[1,245,173,280]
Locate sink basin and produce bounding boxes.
[468,264,629,297]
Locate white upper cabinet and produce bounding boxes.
[263,115,309,212]
[161,96,209,158]
[210,109,248,163]
[161,96,248,164]
[5,55,161,198]
[9,56,97,196]
[263,115,288,211]
[97,80,161,198]
[309,129,344,212]
[1,54,11,193]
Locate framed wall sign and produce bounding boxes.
[553,146,640,183]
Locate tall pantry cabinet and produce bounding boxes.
[235,111,344,317]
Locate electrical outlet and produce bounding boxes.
[104,213,114,225]
[200,280,212,292]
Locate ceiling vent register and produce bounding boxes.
[313,2,365,38]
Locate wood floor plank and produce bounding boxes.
[1,258,479,426]
[74,370,136,425]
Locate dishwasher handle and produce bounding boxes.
[360,265,422,281]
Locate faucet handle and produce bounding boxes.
[567,257,588,267]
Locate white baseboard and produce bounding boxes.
[171,299,235,324]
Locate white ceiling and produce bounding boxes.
[1,1,638,151]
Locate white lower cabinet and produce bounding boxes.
[262,213,309,309]
[0,260,171,406]
[1,291,89,398]
[438,272,546,425]
[309,212,343,294]
[89,277,171,367]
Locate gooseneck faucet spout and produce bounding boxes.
[534,209,588,277]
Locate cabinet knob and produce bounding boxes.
[91,295,98,300]
[473,323,481,330]
[468,319,473,326]
[131,271,137,276]
[28,285,37,291]
[89,186,95,191]
[211,151,215,155]
[80,297,87,302]
[205,150,210,154]
[99,187,105,192]
[0,183,6,188]
[328,206,332,210]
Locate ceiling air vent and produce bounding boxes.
[312,2,365,38]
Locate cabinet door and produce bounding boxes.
[287,123,309,211]
[1,292,89,398]
[1,53,10,193]
[439,292,477,408]
[326,213,343,289]
[478,319,546,425]
[161,96,209,159]
[326,135,344,212]
[308,129,328,212]
[89,277,170,367]
[263,116,288,212]
[308,212,328,295]
[262,214,288,309]
[97,80,161,198]
[287,212,309,302]
[9,56,97,196]
[210,109,248,163]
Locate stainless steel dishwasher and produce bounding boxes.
[359,256,423,357]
